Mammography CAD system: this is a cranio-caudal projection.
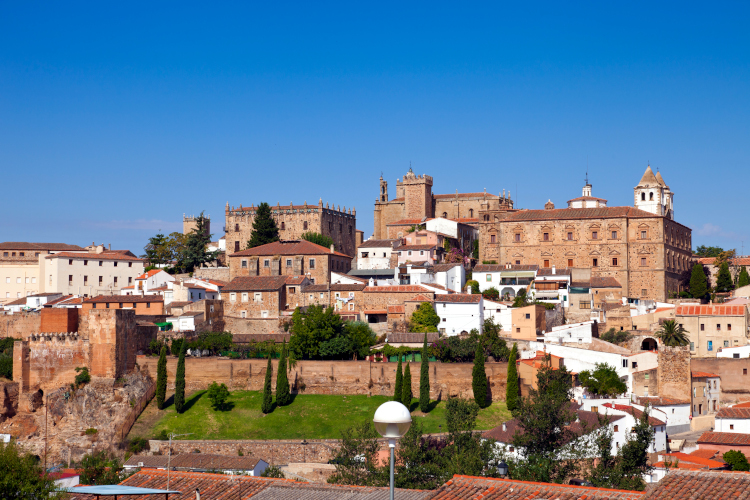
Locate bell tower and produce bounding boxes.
[379,174,388,203]
[634,165,673,219]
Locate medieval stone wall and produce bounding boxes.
[224,317,284,335]
[0,312,40,340]
[632,368,658,398]
[194,266,230,282]
[362,289,436,311]
[40,308,78,334]
[656,345,691,402]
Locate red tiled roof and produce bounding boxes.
[602,403,666,426]
[503,206,667,221]
[692,371,720,378]
[364,309,388,315]
[696,257,750,266]
[567,195,608,202]
[450,217,480,223]
[47,251,143,262]
[207,279,228,287]
[358,239,400,248]
[434,294,481,303]
[419,283,455,293]
[433,192,496,199]
[387,305,405,314]
[83,295,163,304]
[733,402,750,408]
[405,294,434,302]
[635,396,690,406]
[43,295,75,306]
[387,218,431,225]
[717,408,750,419]
[223,276,289,292]
[591,276,622,288]
[398,244,437,251]
[689,448,722,460]
[230,240,351,258]
[474,264,539,272]
[330,283,366,292]
[135,269,162,280]
[4,298,27,306]
[0,242,84,251]
[430,475,643,499]
[285,275,309,285]
[676,304,747,316]
[644,470,750,499]
[364,285,432,293]
[698,431,750,446]
[659,452,726,469]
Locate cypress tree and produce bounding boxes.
[262,353,273,414]
[276,341,291,407]
[393,356,403,402]
[401,362,412,410]
[689,263,708,300]
[472,342,488,408]
[156,346,167,410]
[247,202,280,249]
[174,342,186,413]
[419,334,430,412]
[716,262,734,293]
[506,343,519,412]
[738,266,750,288]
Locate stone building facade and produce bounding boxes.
[224,276,290,319]
[373,168,513,239]
[477,168,693,302]
[183,214,210,236]
[225,200,357,257]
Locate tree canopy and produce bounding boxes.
[288,306,376,360]
[695,245,724,257]
[0,441,62,499]
[247,202,280,248]
[723,450,750,471]
[739,266,750,289]
[689,263,708,299]
[579,363,627,397]
[410,302,440,333]
[180,212,218,272]
[301,231,334,249]
[715,262,734,293]
[655,320,690,347]
[78,451,124,485]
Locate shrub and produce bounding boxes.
[723,450,750,471]
[466,280,480,294]
[84,428,98,435]
[74,367,91,388]
[481,260,497,265]
[482,287,500,301]
[207,381,230,410]
[261,465,286,478]
[301,232,334,249]
[128,437,149,454]
[276,341,291,407]
[600,328,632,345]
[419,334,430,413]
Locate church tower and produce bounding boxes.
[634,165,673,219]
[379,175,388,202]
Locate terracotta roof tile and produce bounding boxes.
[644,470,750,499]
[697,256,750,266]
[504,206,663,222]
[285,276,309,285]
[387,218,431,225]
[433,192,496,199]
[434,294,481,303]
[591,276,622,288]
[364,285,432,293]
[659,452,726,469]
[689,448,722,460]
[83,295,163,304]
[405,294,434,302]
[302,284,330,293]
[698,432,750,446]
[231,240,351,258]
[692,371,721,378]
[224,276,289,292]
[635,396,690,406]
[676,305,747,316]
[358,239,400,248]
[602,403,666,426]
[330,283,366,291]
[398,244,438,251]
[0,242,84,251]
[46,251,143,262]
[567,195,609,202]
[717,408,750,419]
[387,305,405,314]
[135,269,162,280]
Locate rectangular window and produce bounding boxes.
[641,230,647,239]
[408,251,412,256]
[113,277,118,285]
[68,275,73,285]
[700,323,705,331]
[744,369,748,375]
[99,261,103,266]
[128,262,132,267]
[568,259,573,267]
[724,340,729,347]
[491,234,496,243]
[146,302,150,308]
[241,260,248,268]
[486,274,492,282]
[105,303,110,309]
[525,313,531,319]
[84,276,88,285]
[235,241,240,252]
[728,324,732,331]
[514,233,520,242]
[99,276,103,285]
[114,262,118,267]
[644,373,649,380]
[614,425,619,432]
[516,260,520,265]
[25,277,29,284]
[84,260,87,266]
[31,277,36,284]
[309,258,315,269]
[567,232,573,240]
[593,258,598,267]
[612,257,618,266]
[592,231,598,240]
[16,277,21,284]
[286,259,292,267]
[579,301,591,309]
[707,340,713,351]
[289,287,296,294]
[717,324,721,331]
[242,292,248,302]
[622,359,628,367]
[611,231,617,239]
[230,293,236,302]
[254,293,262,303]
[128,277,132,284]
[641,257,647,266]
[642,289,648,297]
[544,260,550,268]
[241,310,246,318]
[516,327,521,333]
[264,260,270,267]
[1,252,6,257]
[690,342,694,351]
[543,232,549,241]
[69,259,73,265]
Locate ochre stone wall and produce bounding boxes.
[362,289,435,311]
[691,357,750,404]
[194,266,230,282]
[225,289,284,319]
[632,368,658,398]
[0,312,41,340]
[15,336,89,394]
[657,345,691,402]
[224,317,284,335]
[137,356,508,402]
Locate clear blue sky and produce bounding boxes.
[1,2,748,255]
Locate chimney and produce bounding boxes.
[502,423,507,432]
[552,265,556,275]
[330,244,335,253]
[108,243,111,251]
[369,278,375,287]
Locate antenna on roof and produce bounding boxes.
[585,155,589,185]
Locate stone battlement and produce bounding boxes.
[28,332,80,342]
[227,200,355,217]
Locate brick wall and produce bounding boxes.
[0,312,41,340]
[40,308,78,333]
[137,356,509,402]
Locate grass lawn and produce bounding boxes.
[130,390,511,441]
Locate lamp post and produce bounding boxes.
[497,461,508,477]
[373,401,412,500]
[167,432,192,490]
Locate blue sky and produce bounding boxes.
[1,2,748,254]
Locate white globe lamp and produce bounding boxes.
[373,401,411,500]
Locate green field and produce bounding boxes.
[129,390,511,441]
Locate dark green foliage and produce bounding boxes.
[656,320,690,347]
[689,263,708,299]
[261,465,286,478]
[472,239,479,259]
[419,334,430,412]
[179,212,219,273]
[0,338,18,380]
[445,398,480,434]
[482,287,500,301]
[431,325,508,364]
[512,289,529,308]
[74,366,91,387]
[171,338,184,356]
[143,233,171,267]
[174,342,186,413]
[506,343,519,412]
[479,318,509,360]
[262,354,273,414]
[127,436,149,455]
[344,322,378,360]
[207,381,230,410]
[409,302,440,333]
[394,357,403,402]
[247,202,280,248]
[466,280,480,294]
[738,266,750,288]
[579,363,627,396]
[0,441,62,498]
[392,420,446,490]
[156,347,167,410]
[471,342,488,408]
[148,339,168,356]
[402,362,413,409]
[723,450,750,471]
[78,451,123,485]
[716,262,734,292]
[276,341,291,406]
[695,245,724,257]
[600,328,632,345]
[187,331,233,355]
[301,231,334,249]
[318,336,353,358]
[327,421,382,487]
[289,305,343,359]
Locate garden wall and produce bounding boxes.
[137,356,509,402]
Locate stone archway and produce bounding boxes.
[501,287,516,299]
[641,337,658,351]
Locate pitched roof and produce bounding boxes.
[135,269,163,280]
[483,410,622,443]
[330,283,366,292]
[689,448,722,460]
[537,267,573,276]
[655,170,667,187]
[503,206,662,222]
[567,195,609,203]
[676,304,747,316]
[0,242,84,251]
[434,294,481,303]
[83,295,163,304]
[431,263,462,272]
[387,305,405,314]
[658,452,726,469]
[207,279,228,287]
[3,298,27,306]
[474,264,539,272]
[358,239,399,248]
[405,294,434,302]
[696,257,750,266]
[398,244,438,251]
[302,284,330,292]
[284,276,309,285]
[602,403,666,426]
[692,371,721,378]
[591,277,622,288]
[223,276,289,292]
[717,408,750,419]
[635,396,690,406]
[364,285,432,293]
[230,240,351,258]
[698,431,750,446]
[643,470,750,499]
[46,251,143,262]
[430,475,643,499]
[637,165,660,187]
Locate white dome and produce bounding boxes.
[373,401,412,438]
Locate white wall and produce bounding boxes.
[436,266,464,293]
[544,321,593,345]
[357,246,392,270]
[715,417,750,433]
[718,345,750,358]
[435,299,483,336]
[474,270,534,297]
[40,255,145,297]
[484,300,512,332]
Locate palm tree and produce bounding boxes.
[656,320,690,347]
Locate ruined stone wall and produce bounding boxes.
[0,312,41,340]
[632,368,658,398]
[151,438,341,465]
[137,356,509,402]
[15,335,89,393]
[194,266,230,282]
[657,345,691,402]
[362,290,435,311]
[0,381,18,423]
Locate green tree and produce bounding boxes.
[207,381,230,410]
[512,289,530,308]
[327,421,383,487]
[301,231,334,249]
[0,338,17,380]
[143,233,170,267]
[472,239,479,259]
[410,302,440,333]
[288,305,345,359]
[723,450,750,471]
[600,328,632,345]
[689,263,708,299]
[479,318,509,361]
[261,465,286,478]
[78,451,124,485]
[261,354,273,414]
[506,343,519,412]
[344,322,377,360]
[482,287,500,301]
[466,280,480,294]
[402,362,413,409]
[738,266,750,288]
[247,202,280,248]
[655,319,690,347]
[156,346,167,410]
[419,334,430,412]
[471,342,488,408]
[276,341,291,406]
[716,262,734,293]
[394,357,403,402]
[579,363,627,397]
[179,212,219,273]
[174,342,186,413]
[0,441,63,498]
[695,245,724,258]
[442,398,496,479]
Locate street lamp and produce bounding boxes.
[497,461,508,477]
[373,401,412,500]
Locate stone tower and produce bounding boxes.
[379,175,388,203]
[634,166,674,219]
[183,214,211,236]
[402,168,434,220]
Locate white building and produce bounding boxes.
[483,300,512,332]
[473,264,537,299]
[434,294,483,336]
[356,239,400,270]
[122,269,175,296]
[39,248,144,297]
[168,311,204,333]
[395,263,465,293]
[600,403,668,454]
[717,345,750,359]
[424,217,478,253]
[543,321,595,345]
[714,407,750,433]
[25,292,63,309]
[633,165,674,219]
[636,397,692,434]
[532,267,572,308]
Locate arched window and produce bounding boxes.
[281,222,286,230]
[469,209,474,217]
[442,212,447,218]
[641,192,646,201]
[649,192,654,201]
[484,215,489,221]
[303,221,308,230]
